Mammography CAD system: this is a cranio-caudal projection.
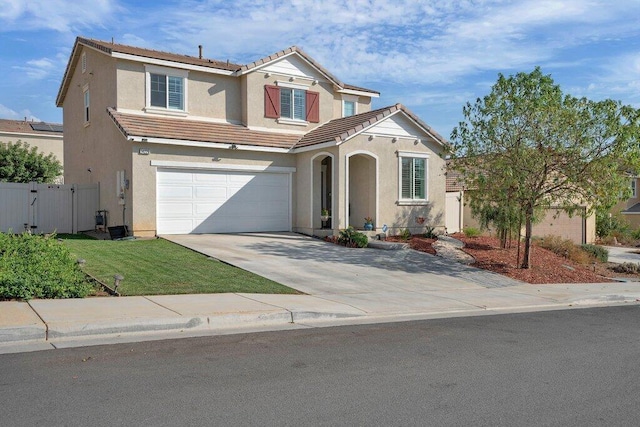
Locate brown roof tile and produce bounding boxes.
[295,104,448,148]
[0,119,63,137]
[107,108,299,149]
[240,45,379,96]
[79,37,242,71]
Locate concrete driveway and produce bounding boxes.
[163,233,520,297]
[602,246,640,264]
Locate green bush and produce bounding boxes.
[580,244,609,263]
[463,227,481,238]
[0,233,92,300]
[596,210,629,239]
[423,226,437,239]
[399,228,411,241]
[337,227,369,248]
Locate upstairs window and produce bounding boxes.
[632,179,637,198]
[150,74,184,110]
[398,151,429,203]
[280,88,306,120]
[145,65,188,114]
[343,100,355,117]
[264,84,319,123]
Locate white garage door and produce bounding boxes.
[157,168,290,234]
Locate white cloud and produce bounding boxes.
[0,104,40,121]
[0,0,121,33]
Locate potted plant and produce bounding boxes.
[321,209,330,222]
[364,216,374,231]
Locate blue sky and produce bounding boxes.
[1,0,639,139]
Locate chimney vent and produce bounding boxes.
[198,45,203,59]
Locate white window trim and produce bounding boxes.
[82,84,90,126]
[144,64,189,114]
[277,84,308,123]
[397,151,429,204]
[632,179,637,198]
[275,80,310,90]
[342,94,358,117]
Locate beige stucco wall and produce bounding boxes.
[116,61,241,122]
[293,148,339,235]
[337,134,447,235]
[62,45,132,230]
[0,132,64,167]
[332,95,372,118]
[131,145,296,236]
[243,71,334,131]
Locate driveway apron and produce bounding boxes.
[162,233,521,296]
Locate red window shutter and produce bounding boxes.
[306,91,319,123]
[264,85,280,118]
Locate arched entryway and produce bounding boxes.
[310,152,334,234]
[346,151,378,230]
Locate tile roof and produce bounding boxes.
[239,46,379,96]
[78,37,242,71]
[58,37,379,106]
[295,103,448,148]
[106,108,299,149]
[0,119,63,137]
[623,202,640,213]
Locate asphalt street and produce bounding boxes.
[2,306,640,426]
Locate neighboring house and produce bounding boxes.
[56,37,447,237]
[445,159,595,244]
[611,177,640,229]
[0,119,64,181]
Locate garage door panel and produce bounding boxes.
[157,170,194,183]
[157,169,290,234]
[158,185,194,199]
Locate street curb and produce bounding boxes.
[0,325,47,343]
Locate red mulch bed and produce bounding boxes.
[449,233,612,284]
[386,236,436,255]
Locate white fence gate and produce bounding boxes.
[445,191,463,234]
[0,182,99,234]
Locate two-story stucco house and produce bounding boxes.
[56,37,447,237]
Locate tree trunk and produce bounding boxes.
[521,207,533,269]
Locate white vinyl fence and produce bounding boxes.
[0,182,99,234]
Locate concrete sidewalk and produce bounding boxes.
[2,282,640,354]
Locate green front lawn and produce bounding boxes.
[63,237,298,296]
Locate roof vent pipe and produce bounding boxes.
[198,45,203,59]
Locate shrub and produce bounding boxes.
[596,210,630,239]
[399,228,411,241]
[611,262,640,274]
[423,226,437,239]
[337,227,369,248]
[631,228,640,241]
[580,244,609,263]
[0,232,92,300]
[463,227,481,238]
[536,235,592,264]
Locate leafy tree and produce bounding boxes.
[451,67,640,268]
[0,140,62,183]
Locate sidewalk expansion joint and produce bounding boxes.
[143,296,183,316]
[27,300,49,341]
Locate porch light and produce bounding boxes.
[229,144,238,150]
[392,137,398,143]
